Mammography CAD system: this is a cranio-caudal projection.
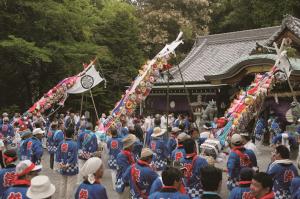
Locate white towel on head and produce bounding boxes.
[80,157,102,184]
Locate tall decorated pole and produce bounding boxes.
[217,39,294,145]
[102,32,184,132]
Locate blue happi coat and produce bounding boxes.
[0,123,14,144]
[149,187,189,199]
[255,118,266,140]
[77,130,97,160]
[171,145,186,162]
[150,177,163,195]
[2,185,29,199]
[167,136,177,154]
[132,140,143,161]
[107,137,123,170]
[56,138,78,176]
[47,129,64,154]
[150,138,169,171]
[291,176,300,199]
[180,154,208,198]
[228,185,251,199]
[20,137,43,164]
[115,150,135,193]
[123,160,158,198]
[227,147,257,190]
[75,182,108,199]
[270,119,281,135]
[272,133,297,147]
[267,161,298,198]
[0,165,16,197]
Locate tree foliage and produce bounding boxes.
[0,0,144,116]
[209,0,300,34]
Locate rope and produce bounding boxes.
[176,64,199,130]
[89,89,100,121]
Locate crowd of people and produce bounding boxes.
[0,111,300,199]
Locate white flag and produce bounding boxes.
[67,65,103,94]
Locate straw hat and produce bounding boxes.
[122,134,137,149]
[26,175,55,199]
[151,127,166,137]
[231,134,242,146]
[141,148,153,159]
[177,132,191,142]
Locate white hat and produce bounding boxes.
[151,127,166,138]
[177,132,191,142]
[33,128,45,136]
[122,134,137,149]
[2,112,8,117]
[171,127,181,133]
[80,157,102,184]
[16,160,42,177]
[26,175,55,199]
[231,134,243,146]
[298,118,300,122]
[141,148,153,158]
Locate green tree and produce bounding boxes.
[129,0,212,58]
[209,0,300,34]
[0,0,144,117]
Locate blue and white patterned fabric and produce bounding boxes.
[56,138,79,176]
[150,138,169,171]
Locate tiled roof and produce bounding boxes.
[266,15,300,45]
[157,26,279,84]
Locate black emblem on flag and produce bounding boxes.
[81,75,94,89]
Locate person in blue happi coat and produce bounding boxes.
[19,130,33,161]
[150,127,169,174]
[198,165,222,199]
[77,122,98,176]
[267,145,298,199]
[272,132,297,150]
[228,167,255,199]
[75,157,108,199]
[30,128,44,165]
[145,118,161,147]
[149,166,189,199]
[171,132,190,162]
[255,117,266,140]
[3,160,41,199]
[123,148,159,199]
[115,134,136,198]
[56,127,78,199]
[180,138,208,198]
[0,150,18,197]
[167,127,181,155]
[227,134,257,191]
[0,117,15,146]
[106,127,123,190]
[47,121,64,169]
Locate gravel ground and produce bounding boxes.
[39,142,297,198]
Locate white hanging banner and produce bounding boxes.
[67,65,103,94]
